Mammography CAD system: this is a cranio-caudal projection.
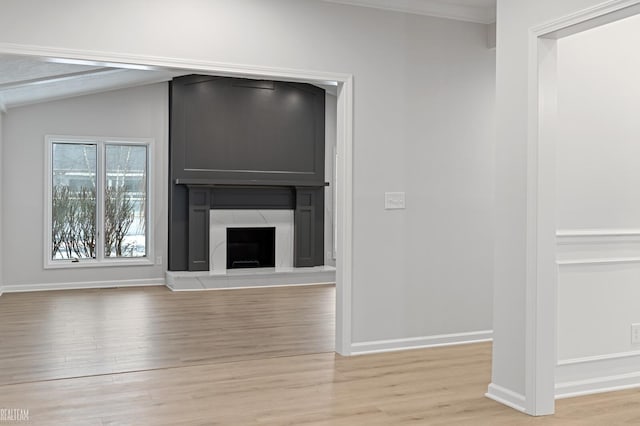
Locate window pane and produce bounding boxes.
[51,143,97,260]
[105,145,147,258]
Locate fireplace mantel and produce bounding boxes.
[168,75,326,271]
[185,184,324,271]
[176,179,329,187]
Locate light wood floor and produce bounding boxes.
[0,285,335,385]
[0,285,639,425]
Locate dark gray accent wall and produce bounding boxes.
[187,187,210,270]
[294,187,324,267]
[171,75,325,185]
[169,75,326,271]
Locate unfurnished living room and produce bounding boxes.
[1,0,640,424]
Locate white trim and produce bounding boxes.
[556,229,640,238]
[524,34,558,417]
[556,228,640,265]
[42,258,156,269]
[556,350,640,399]
[0,43,350,86]
[557,257,640,266]
[531,0,640,38]
[0,278,164,293]
[556,374,640,399]
[350,330,492,355]
[523,0,640,416]
[322,0,496,24]
[485,384,527,413]
[558,349,640,366]
[0,42,355,358]
[335,75,354,356]
[44,135,154,269]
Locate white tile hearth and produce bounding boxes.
[165,266,336,291]
[210,209,294,272]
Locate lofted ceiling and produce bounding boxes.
[0,55,339,111]
[323,0,496,24]
[0,1,494,110]
[0,55,182,111]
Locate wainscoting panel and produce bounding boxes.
[556,351,640,398]
[556,229,640,266]
[556,228,640,398]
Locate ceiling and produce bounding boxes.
[0,55,182,111]
[323,0,496,24]
[0,55,341,111]
[0,1,494,110]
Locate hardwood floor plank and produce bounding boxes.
[0,285,335,385]
[1,285,640,424]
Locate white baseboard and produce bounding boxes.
[0,278,165,293]
[556,351,640,399]
[350,330,492,355]
[485,383,527,413]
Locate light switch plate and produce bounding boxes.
[632,323,640,344]
[385,192,406,210]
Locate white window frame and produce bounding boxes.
[44,135,154,269]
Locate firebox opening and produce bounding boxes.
[226,227,276,269]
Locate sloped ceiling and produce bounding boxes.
[0,0,495,109]
[323,0,496,24]
[0,55,181,110]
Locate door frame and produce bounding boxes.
[526,0,640,415]
[0,42,355,355]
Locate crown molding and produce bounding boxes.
[323,0,495,24]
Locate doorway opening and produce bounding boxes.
[0,48,354,358]
[527,0,640,415]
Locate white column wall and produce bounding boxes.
[493,0,640,411]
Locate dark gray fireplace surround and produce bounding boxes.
[169,75,326,271]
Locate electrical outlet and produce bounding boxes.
[156,256,163,265]
[631,324,640,344]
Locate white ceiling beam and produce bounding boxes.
[0,68,118,91]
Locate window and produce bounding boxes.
[46,136,152,268]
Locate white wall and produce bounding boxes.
[2,83,168,289]
[555,13,640,391]
[0,0,495,351]
[493,0,640,412]
[556,15,640,232]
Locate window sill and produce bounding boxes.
[44,258,156,270]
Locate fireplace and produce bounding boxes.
[210,209,294,272]
[226,227,275,269]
